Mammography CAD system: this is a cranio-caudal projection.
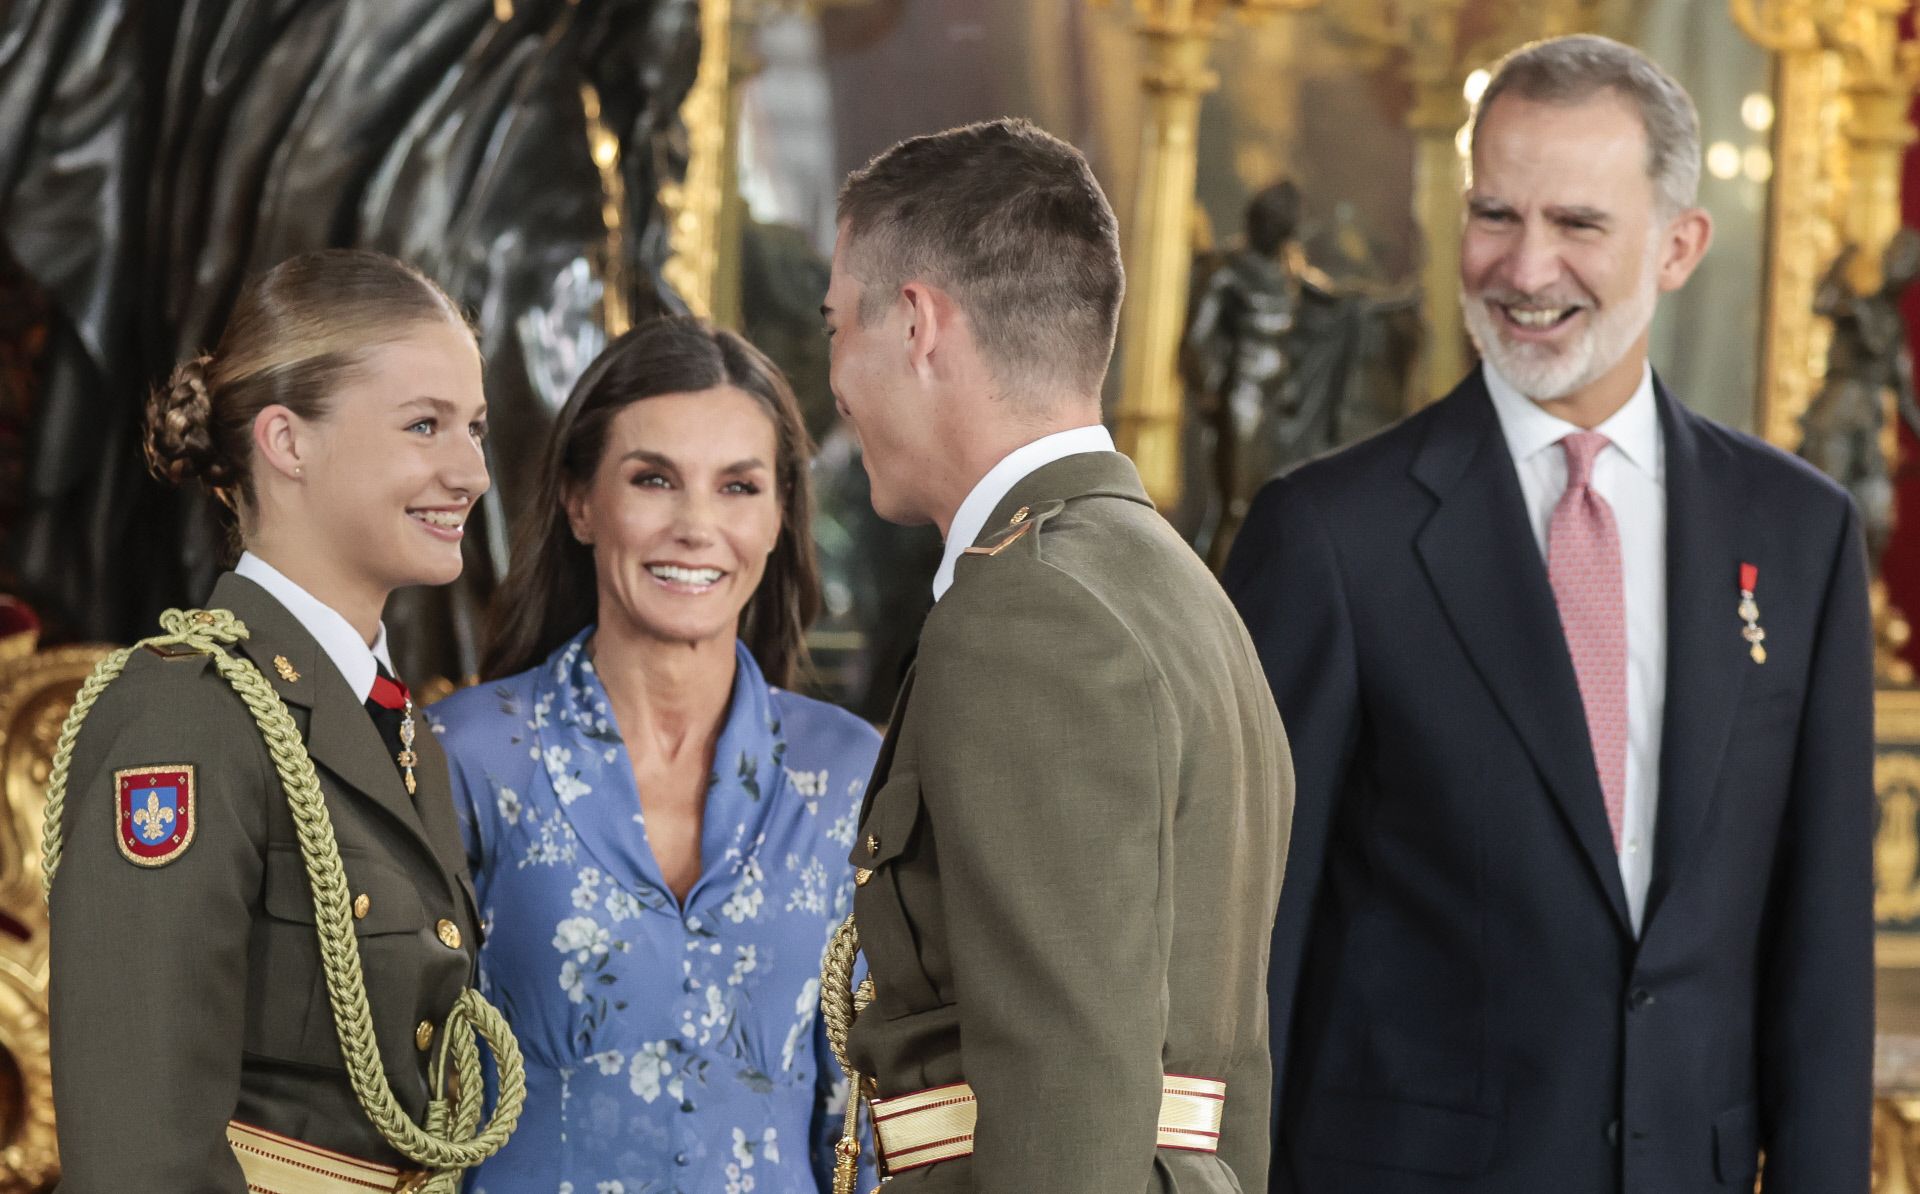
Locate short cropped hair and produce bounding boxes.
[837,118,1124,397]
[1467,34,1702,215]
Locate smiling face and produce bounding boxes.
[1461,91,1704,413]
[291,319,490,595]
[565,386,783,650]
[824,224,942,526]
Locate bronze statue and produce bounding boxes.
[1799,227,1920,571]
[1181,180,1416,568]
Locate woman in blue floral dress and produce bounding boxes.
[430,318,879,1193]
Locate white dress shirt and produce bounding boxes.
[1484,363,1667,935]
[235,552,396,703]
[931,424,1116,601]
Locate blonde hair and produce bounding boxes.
[145,249,472,532]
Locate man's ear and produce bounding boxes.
[1656,206,1713,293]
[900,281,963,382]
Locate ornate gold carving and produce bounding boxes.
[580,82,636,336]
[662,0,736,321]
[1739,0,1918,449]
[0,637,115,1190]
[1877,749,1920,924]
[1097,0,1319,509]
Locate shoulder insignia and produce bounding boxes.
[115,765,196,867]
[142,642,201,660]
[963,519,1034,557]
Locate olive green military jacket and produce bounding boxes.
[845,452,1293,1192]
[48,573,482,1191]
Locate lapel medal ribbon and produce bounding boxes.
[1739,562,1766,665]
[115,764,197,867]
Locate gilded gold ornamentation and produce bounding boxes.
[1094,0,1320,509]
[579,82,636,336]
[662,0,735,321]
[0,636,116,1190]
[1738,0,1920,449]
[271,656,298,683]
[1877,748,1920,924]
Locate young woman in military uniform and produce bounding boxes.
[42,250,523,1193]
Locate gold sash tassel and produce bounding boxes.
[227,1121,430,1193]
[870,1074,1227,1175]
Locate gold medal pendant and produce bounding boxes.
[398,697,418,795]
[1739,562,1767,665]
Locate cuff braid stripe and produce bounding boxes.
[869,1075,1228,1174]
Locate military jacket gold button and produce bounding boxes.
[856,868,873,887]
[866,835,880,857]
[415,1020,435,1051]
[352,893,370,920]
[435,919,462,950]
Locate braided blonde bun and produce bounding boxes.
[144,354,234,489]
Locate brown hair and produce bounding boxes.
[837,117,1124,398]
[144,249,472,541]
[482,317,822,687]
[1468,35,1701,215]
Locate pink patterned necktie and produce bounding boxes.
[1548,431,1627,851]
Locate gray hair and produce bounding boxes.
[1467,34,1702,215]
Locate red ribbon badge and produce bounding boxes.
[1738,563,1766,664]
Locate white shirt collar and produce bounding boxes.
[1483,360,1663,482]
[235,552,394,701]
[932,424,1116,600]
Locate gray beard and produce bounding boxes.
[1461,274,1657,402]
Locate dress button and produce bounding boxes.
[436,919,462,950]
[353,893,370,920]
[1605,1119,1619,1147]
[1628,988,1655,1011]
[675,1152,690,1166]
[415,1021,435,1051]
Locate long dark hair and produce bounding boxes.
[483,317,821,686]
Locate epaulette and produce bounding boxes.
[963,499,1067,559]
[143,641,204,660]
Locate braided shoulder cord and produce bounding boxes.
[821,911,875,1194]
[41,609,524,1190]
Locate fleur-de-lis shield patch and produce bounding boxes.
[115,765,196,867]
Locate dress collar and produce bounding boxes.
[534,628,785,915]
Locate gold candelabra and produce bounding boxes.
[1097,0,1321,510]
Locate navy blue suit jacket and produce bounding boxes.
[1224,369,1874,1193]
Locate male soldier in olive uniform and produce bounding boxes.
[48,569,491,1190]
[820,118,1292,1192]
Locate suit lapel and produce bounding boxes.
[211,574,442,866]
[1643,383,1756,929]
[1411,375,1632,931]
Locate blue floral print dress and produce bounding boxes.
[428,628,879,1193]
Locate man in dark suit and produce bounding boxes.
[1225,34,1874,1193]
